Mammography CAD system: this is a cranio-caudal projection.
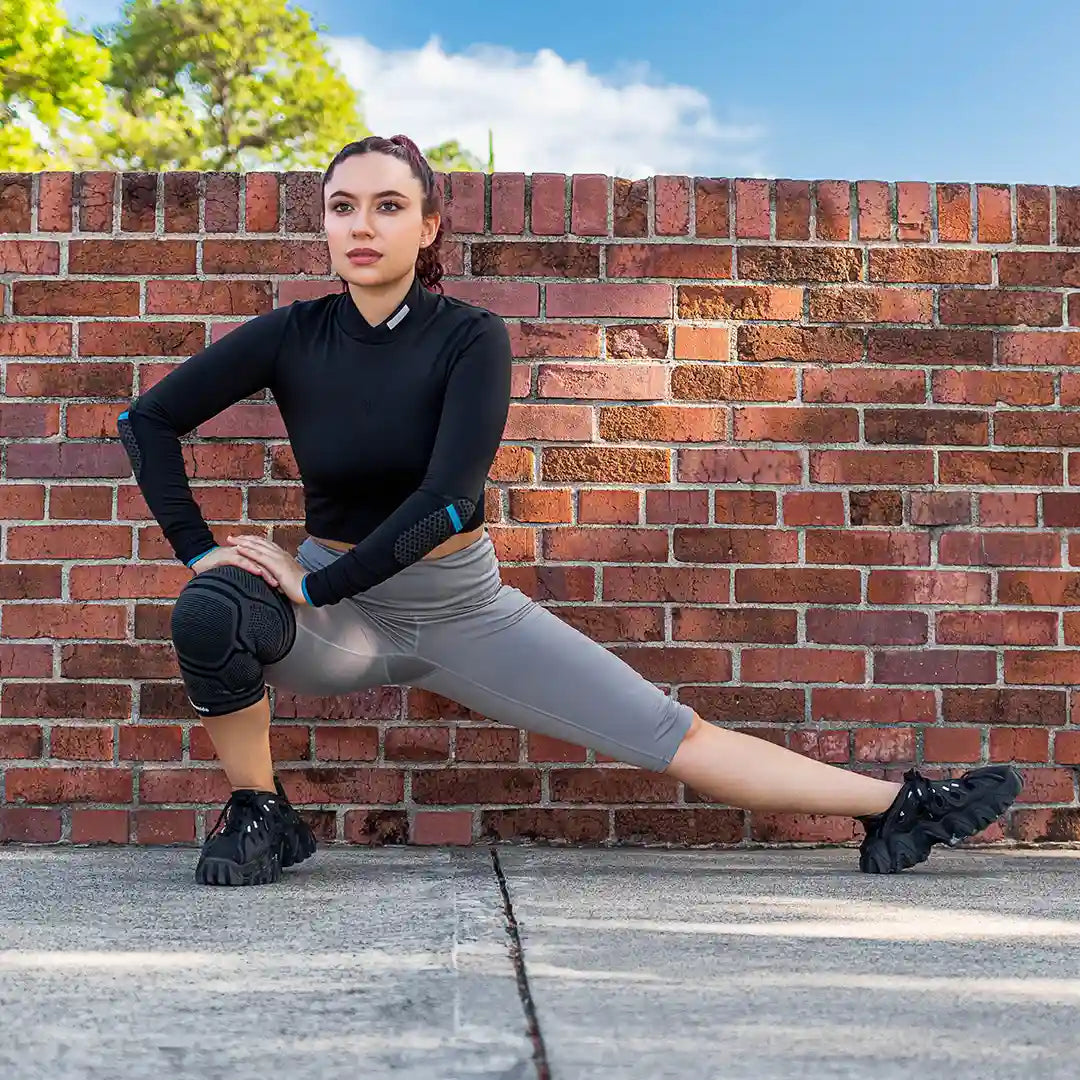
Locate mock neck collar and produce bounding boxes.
[334,274,433,343]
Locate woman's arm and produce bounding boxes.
[118,305,291,567]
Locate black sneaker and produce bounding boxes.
[273,773,317,869]
[195,789,286,886]
[858,765,1023,874]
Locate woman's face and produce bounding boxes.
[323,151,439,289]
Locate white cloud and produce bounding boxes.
[326,36,768,179]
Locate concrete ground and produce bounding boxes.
[2,845,1080,1080]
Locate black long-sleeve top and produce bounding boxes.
[118,275,512,607]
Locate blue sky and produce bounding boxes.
[64,0,1079,184]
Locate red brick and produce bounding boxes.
[490,174,525,234]
[806,609,927,646]
[13,280,139,316]
[673,325,731,360]
[8,525,130,560]
[998,252,1080,287]
[804,368,925,404]
[813,688,936,723]
[482,808,608,842]
[602,566,729,602]
[133,810,196,844]
[557,606,664,643]
[1016,185,1051,244]
[673,528,796,564]
[679,449,802,484]
[847,488,901,525]
[923,728,982,763]
[939,531,1060,568]
[549,769,678,804]
[875,650,996,685]
[856,181,891,240]
[117,726,183,761]
[776,180,810,240]
[37,172,73,231]
[809,286,931,324]
[50,726,114,760]
[312,727,378,762]
[783,492,845,526]
[410,811,473,845]
[474,241,597,278]
[47,485,112,519]
[71,809,129,844]
[0,174,31,230]
[341,809,408,845]
[678,284,802,321]
[814,181,851,240]
[996,411,1080,446]
[734,406,857,443]
[60,643,178,679]
[617,808,743,844]
[999,571,1080,606]
[681,687,803,723]
[738,325,863,363]
[77,171,115,232]
[613,178,648,237]
[0,403,59,437]
[5,766,132,804]
[606,324,669,359]
[644,489,708,528]
[611,645,730,684]
[0,645,52,678]
[943,688,1064,726]
[530,174,566,235]
[436,282,538,317]
[203,239,328,274]
[1006,651,1080,685]
[710,490,775,524]
[488,526,535,562]
[443,171,484,234]
[490,447,534,483]
[607,244,732,279]
[0,240,60,274]
[70,565,190,601]
[673,608,796,644]
[0,485,46,521]
[509,488,573,523]
[868,328,992,366]
[579,489,640,524]
[736,569,860,604]
[505,404,592,442]
[694,179,729,238]
[749,813,856,844]
[599,405,725,443]
[868,409,988,446]
[734,179,770,238]
[743,648,863,684]
[940,451,1061,486]
[150,173,195,235]
[976,184,1012,243]
[1056,186,1080,245]
[787,729,852,762]
[989,727,1050,762]
[1053,731,1080,765]
[805,530,928,566]
[981,493,1038,527]
[119,172,155,231]
[412,768,540,805]
[909,491,970,526]
[542,527,668,562]
[648,176,688,236]
[546,282,670,318]
[542,447,670,483]
[738,245,860,283]
[456,728,520,763]
[999,332,1080,367]
[933,369,1054,406]
[0,726,42,757]
[203,172,239,231]
[0,322,71,356]
[672,365,795,402]
[526,733,587,763]
[8,362,132,398]
[896,182,931,241]
[1013,767,1075,804]
[539,363,666,400]
[940,290,1061,328]
[811,450,932,485]
[869,249,991,285]
[385,726,450,763]
[570,174,607,235]
[869,569,990,605]
[0,808,62,843]
[854,727,916,763]
[937,184,972,241]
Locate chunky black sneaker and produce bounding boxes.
[273,773,317,869]
[195,789,287,886]
[858,765,1023,874]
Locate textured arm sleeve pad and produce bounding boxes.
[302,314,512,608]
[116,307,287,567]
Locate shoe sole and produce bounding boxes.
[860,766,1024,874]
[195,849,282,886]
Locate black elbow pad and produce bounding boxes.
[117,402,142,480]
[392,497,476,566]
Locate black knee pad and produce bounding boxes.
[171,566,296,717]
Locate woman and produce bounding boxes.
[118,135,1022,886]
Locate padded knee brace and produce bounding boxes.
[171,565,296,717]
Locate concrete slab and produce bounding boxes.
[0,847,533,1080]
[496,847,1080,1080]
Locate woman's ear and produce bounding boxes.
[419,211,441,249]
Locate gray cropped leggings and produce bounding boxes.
[263,532,694,772]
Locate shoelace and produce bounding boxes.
[208,791,279,839]
[897,769,966,820]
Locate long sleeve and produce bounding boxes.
[301,313,512,608]
[118,305,290,567]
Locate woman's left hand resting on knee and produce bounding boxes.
[226,535,311,606]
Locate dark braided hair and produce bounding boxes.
[322,135,445,293]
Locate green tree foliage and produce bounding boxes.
[0,0,110,170]
[89,0,368,170]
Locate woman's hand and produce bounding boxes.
[223,534,311,605]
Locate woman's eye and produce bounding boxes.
[379,201,401,212]
[332,203,352,213]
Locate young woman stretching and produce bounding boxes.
[118,135,1023,885]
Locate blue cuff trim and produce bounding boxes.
[301,575,313,605]
[118,410,129,420]
[446,503,463,532]
[185,546,217,568]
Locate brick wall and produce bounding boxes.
[2,169,1080,850]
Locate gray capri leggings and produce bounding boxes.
[263,532,695,772]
